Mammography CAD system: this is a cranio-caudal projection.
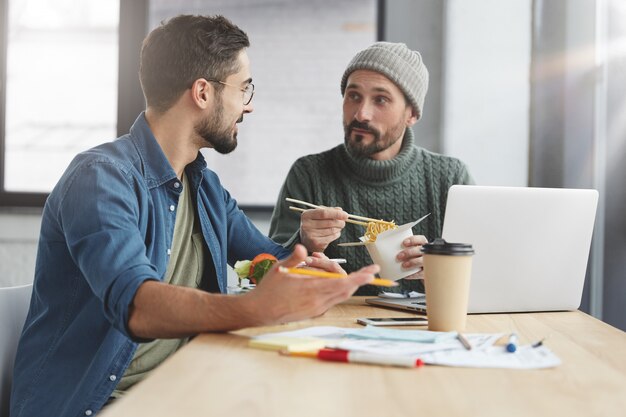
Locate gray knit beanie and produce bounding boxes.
[340,42,429,120]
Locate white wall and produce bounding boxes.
[0,212,41,287]
[443,0,531,186]
[0,210,268,289]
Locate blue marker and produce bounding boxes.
[506,333,518,353]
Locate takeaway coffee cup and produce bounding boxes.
[421,238,474,332]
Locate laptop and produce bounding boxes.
[367,185,599,314]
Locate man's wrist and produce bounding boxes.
[235,292,270,328]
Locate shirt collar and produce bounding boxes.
[128,112,207,188]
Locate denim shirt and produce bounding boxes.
[11,113,290,417]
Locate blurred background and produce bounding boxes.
[1,0,624,330]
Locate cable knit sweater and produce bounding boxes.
[269,128,473,295]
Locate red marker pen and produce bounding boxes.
[281,348,424,368]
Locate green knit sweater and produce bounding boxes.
[269,128,473,295]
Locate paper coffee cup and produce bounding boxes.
[421,238,474,332]
[365,220,421,281]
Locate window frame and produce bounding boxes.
[0,0,384,209]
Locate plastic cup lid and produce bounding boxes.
[421,238,474,255]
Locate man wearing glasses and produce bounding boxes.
[269,42,473,296]
[11,15,377,417]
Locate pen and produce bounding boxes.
[280,348,424,368]
[506,333,518,353]
[296,258,347,267]
[278,266,398,287]
[457,332,472,350]
[532,337,547,348]
[329,258,347,264]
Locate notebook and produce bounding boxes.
[367,185,599,314]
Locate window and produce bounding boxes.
[0,0,119,206]
[1,0,378,208]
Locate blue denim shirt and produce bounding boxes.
[11,113,290,417]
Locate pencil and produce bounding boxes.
[457,332,472,350]
[278,349,318,358]
[278,266,398,287]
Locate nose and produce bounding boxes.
[354,101,373,123]
[243,101,254,114]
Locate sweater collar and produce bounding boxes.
[341,128,417,182]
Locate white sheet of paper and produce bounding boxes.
[419,345,562,369]
[328,333,501,356]
[254,325,456,343]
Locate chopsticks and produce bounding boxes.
[337,213,431,248]
[289,207,368,226]
[286,198,396,226]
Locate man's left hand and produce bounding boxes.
[396,235,428,280]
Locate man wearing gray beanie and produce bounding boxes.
[270,42,473,295]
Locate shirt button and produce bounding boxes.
[169,205,175,212]
[85,410,93,416]
[174,182,180,188]
[167,248,172,256]
[109,374,117,381]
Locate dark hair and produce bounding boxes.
[139,15,250,112]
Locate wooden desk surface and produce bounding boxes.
[102,297,626,417]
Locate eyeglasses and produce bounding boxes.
[207,79,255,105]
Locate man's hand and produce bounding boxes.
[246,244,378,325]
[299,207,349,252]
[302,251,346,275]
[127,245,377,338]
[396,235,428,280]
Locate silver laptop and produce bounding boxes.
[366,293,428,313]
[367,185,598,314]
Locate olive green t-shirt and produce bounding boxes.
[112,173,205,397]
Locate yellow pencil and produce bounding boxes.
[278,349,318,358]
[278,266,398,287]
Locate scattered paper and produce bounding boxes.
[255,325,456,343]
[251,326,560,369]
[330,333,501,356]
[419,345,561,369]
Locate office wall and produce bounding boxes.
[386,0,531,186]
[529,0,626,331]
[603,0,626,331]
[442,0,530,186]
[0,212,40,287]
[0,210,266,289]
[385,0,445,154]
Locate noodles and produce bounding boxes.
[363,220,397,242]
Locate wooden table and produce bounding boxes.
[102,297,626,417]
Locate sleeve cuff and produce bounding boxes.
[282,229,302,251]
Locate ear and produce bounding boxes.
[189,78,214,110]
[405,107,418,127]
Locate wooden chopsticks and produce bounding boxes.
[289,207,368,226]
[286,198,396,226]
[337,241,367,247]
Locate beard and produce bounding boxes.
[195,95,242,155]
[343,119,406,158]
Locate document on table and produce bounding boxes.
[418,345,561,369]
[251,326,561,369]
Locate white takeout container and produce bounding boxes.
[364,220,421,281]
